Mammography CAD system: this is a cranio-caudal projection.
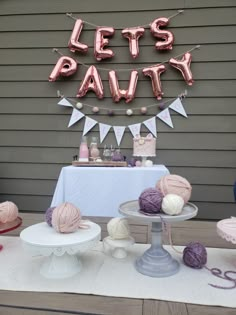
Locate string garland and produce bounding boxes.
[57,89,187,114]
[52,45,200,72]
[66,10,184,29]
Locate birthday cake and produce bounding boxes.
[133,134,156,157]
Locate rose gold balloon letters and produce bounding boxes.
[49,56,77,82]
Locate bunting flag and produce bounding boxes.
[156,108,174,128]
[128,123,141,137]
[169,98,187,117]
[113,126,126,146]
[143,117,157,137]
[68,108,85,127]
[58,98,73,107]
[99,123,111,143]
[83,116,97,135]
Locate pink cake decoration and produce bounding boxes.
[133,133,156,157]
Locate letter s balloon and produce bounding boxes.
[150,17,174,50]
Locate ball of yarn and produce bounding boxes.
[144,160,153,167]
[161,194,184,216]
[139,188,163,215]
[156,174,192,204]
[0,201,18,223]
[45,207,56,227]
[183,242,207,269]
[52,202,82,233]
[107,217,130,239]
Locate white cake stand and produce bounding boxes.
[20,221,101,279]
[119,200,198,277]
[103,236,135,259]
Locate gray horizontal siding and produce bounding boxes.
[1,148,236,167]
[1,63,236,81]
[1,98,236,115]
[0,115,235,133]
[0,81,235,98]
[1,131,235,150]
[0,0,235,220]
[0,8,236,31]
[0,26,235,48]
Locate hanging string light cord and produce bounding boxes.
[66,10,184,29]
[164,223,236,289]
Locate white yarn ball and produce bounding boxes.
[107,217,130,239]
[161,194,184,216]
[145,160,153,167]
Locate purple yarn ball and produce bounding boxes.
[45,207,56,227]
[128,158,137,167]
[139,187,163,215]
[183,242,207,269]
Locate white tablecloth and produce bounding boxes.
[1,236,236,308]
[51,165,169,217]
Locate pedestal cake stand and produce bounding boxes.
[217,217,236,245]
[20,221,101,279]
[119,200,198,277]
[0,217,22,250]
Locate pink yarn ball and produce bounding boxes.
[139,188,163,215]
[0,201,18,223]
[156,174,192,204]
[52,202,82,233]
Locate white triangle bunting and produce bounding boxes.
[169,98,187,117]
[68,108,85,127]
[113,126,126,146]
[143,117,157,137]
[83,116,98,135]
[99,123,111,143]
[156,108,174,128]
[128,123,141,137]
[58,98,73,107]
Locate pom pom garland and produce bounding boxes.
[183,242,207,269]
[0,201,18,223]
[161,194,184,215]
[156,174,192,204]
[45,207,56,227]
[139,187,163,215]
[107,217,130,239]
[52,202,83,233]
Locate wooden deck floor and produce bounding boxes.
[0,213,235,315]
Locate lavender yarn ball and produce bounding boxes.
[183,242,207,269]
[139,188,163,215]
[45,207,56,227]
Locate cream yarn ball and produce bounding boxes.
[107,218,130,239]
[0,201,18,223]
[52,202,82,233]
[161,194,185,216]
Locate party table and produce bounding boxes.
[51,165,169,217]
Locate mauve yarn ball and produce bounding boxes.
[183,242,207,269]
[45,207,56,227]
[52,202,82,233]
[156,174,192,204]
[139,188,163,215]
[0,201,18,223]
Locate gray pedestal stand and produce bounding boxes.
[119,200,198,278]
[135,221,179,277]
